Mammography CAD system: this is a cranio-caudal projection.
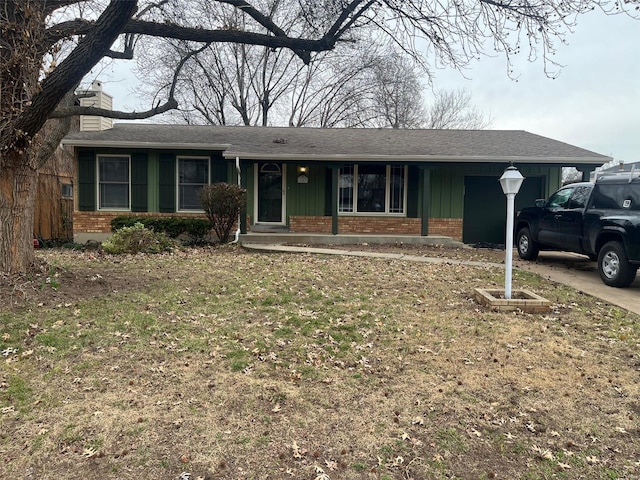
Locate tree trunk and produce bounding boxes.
[0,150,38,274]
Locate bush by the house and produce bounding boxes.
[111,216,211,242]
[102,222,175,254]
[199,183,247,244]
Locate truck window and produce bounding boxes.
[547,187,573,208]
[567,186,592,209]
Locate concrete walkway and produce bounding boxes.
[243,244,640,316]
[514,251,640,315]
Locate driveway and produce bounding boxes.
[514,251,640,315]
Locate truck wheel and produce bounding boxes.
[516,227,539,260]
[597,241,638,287]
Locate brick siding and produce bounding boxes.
[427,218,463,241]
[289,216,463,241]
[75,212,462,241]
[73,211,208,234]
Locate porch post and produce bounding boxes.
[421,167,430,236]
[239,160,247,234]
[331,166,339,235]
[580,165,595,182]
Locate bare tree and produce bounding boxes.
[367,52,427,129]
[562,167,585,185]
[1,0,637,273]
[284,45,381,128]
[136,0,306,126]
[426,89,491,129]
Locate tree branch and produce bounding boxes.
[49,100,178,120]
[45,18,335,62]
[217,0,311,61]
[50,40,208,120]
[43,0,82,14]
[13,1,138,143]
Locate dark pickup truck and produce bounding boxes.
[515,171,640,287]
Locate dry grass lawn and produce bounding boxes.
[1,245,639,480]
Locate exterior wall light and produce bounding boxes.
[297,165,309,184]
[499,165,524,299]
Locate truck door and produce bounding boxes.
[537,186,575,248]
[554,185,592,252]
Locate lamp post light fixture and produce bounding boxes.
[499,165,524,300]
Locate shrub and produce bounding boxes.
[102,222,175,254]
[198,183,247,244]
[111,216,211,242]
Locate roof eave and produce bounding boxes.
[222,153,611,164]
[61,139,232,150]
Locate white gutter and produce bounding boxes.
[231,156,242,244]
[61,139,232,150]
[220,153,612,165]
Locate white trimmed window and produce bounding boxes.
[338,164,407,214]
[178,156,210,211]
[98,155,130,210]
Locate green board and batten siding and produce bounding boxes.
[76,146,564,243]
[130,152,148,212]
[158,152,176,212]
[428,165,561,219]
[244,162,562,224]
[286,165,327,217]
[76,148,234,214]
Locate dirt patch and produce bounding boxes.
[0,251,150,311]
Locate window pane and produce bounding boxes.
[180,185,204,210]
[179,158,209,210]
[98,156,129,209]
[99,157,129,182]
[100,184,129,209]
[567,186,591,209]
[339,165,354,213]
[547,188,573,208]
[61,184,73,198]
[357,164,386,212]
[390,165,405,213]
[179,158,209,184]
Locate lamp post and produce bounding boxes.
[499,166,524,300]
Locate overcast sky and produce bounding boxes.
[432,10,639,165]
[100,9,639,166]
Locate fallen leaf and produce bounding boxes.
[82,447,97,458]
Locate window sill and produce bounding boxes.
[338,213,406,217]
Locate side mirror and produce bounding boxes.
[535,199,546,208]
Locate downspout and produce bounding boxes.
[231,156,242,244]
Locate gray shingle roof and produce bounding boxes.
[62,124,611,164]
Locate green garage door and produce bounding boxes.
[463,175,543,245]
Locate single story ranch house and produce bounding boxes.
[62,122,610,245]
